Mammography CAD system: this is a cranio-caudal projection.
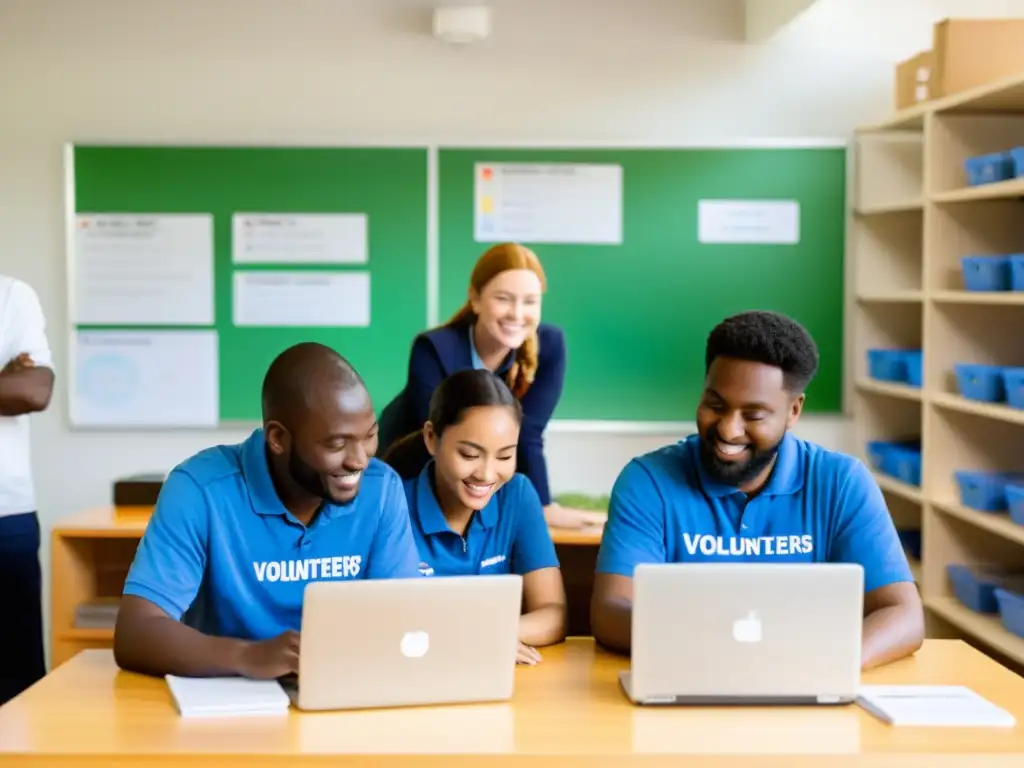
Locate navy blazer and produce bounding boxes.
[379,322,566,505]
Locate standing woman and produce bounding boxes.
[379,243,598,530]
[382,369,567,664]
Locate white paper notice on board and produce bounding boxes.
[233,271,370,327]
[232,213,368,265]
[74,214,215,325]
[474,162,622,245]
[698,200,800,245]
[72,330,219,428]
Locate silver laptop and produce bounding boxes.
[620,562,863,706]
[288,574,522,711]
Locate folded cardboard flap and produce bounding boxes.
[895,50,933,110]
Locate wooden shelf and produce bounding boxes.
[932,499,1024,548]
[926,597,1024,667]
[856,105,928,133]
[50,508,146,668]
[932,392,1024,426]
[856,290,923,303]
[859,67,1024,133]
[932,177,1024,204]
[932,290,1024,306]
[856,379,923,401]
[855,201,924,215]
[853,72,1024,671]
[59,628,114,642]
[873,472,923,504]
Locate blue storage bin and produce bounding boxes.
[948,565,1002,612]
[954,363,1007,403]
[866,438,920,475]
[903,350,923,387]
[1010,254,1024,292]
[946,565,1024,613]
[961,256,1012,292]
[897,529,922,560]
[964,152,1015,186]
[1002,368,1024,410]
[866,440,891,472]
[995,587,1024,639]
[887,446,922,487]
[954,470,1024,512]
[867,349,906,382]
[1011,147,1024,178]
[1008,484,1024,527]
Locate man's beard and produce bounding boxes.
[288,449,353,505]
[698,431,782,488]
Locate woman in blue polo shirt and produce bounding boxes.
[378,242,599,531]
[383,369,567,665]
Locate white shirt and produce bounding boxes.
[0,276,53,518]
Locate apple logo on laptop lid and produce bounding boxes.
[732,610,762,643]
[401,630,430,658]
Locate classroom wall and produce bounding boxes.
[2,0,1023,647]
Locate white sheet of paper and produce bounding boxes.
[166,675,290,719]
[232,213,368,265]
[474,162,623,244]
[697,200,800,244]
[73,214,214,325]
[233,271,370,327]
[857,685,1016,727]
[71,330,219,428]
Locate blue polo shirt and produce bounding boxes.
[596,433,912,593]
[403,464,559,577]
[123,429,421,641]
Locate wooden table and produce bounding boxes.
[2,638,1023,766]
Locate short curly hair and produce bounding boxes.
[705,310,820,393]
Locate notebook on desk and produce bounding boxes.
[857,685,1016,727]
[165,675,291,718]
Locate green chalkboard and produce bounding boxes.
[72,146,428,421]
[438,147,846,421]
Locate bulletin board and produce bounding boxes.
[67,145,429,426]
[437,146,847,421]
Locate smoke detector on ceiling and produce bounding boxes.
[433,5,491,45]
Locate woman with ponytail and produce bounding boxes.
[379,243,598,530]
[383,370,567,664]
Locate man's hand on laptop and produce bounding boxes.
[516,642,541,666]
[233,630,300,679]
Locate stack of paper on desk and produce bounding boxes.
[166,675,291,718]
[858,685,1016,727]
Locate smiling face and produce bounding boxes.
[266,383,379,507]
[470,269,543,351]
[696,357,803,490]
[425,404,520,515]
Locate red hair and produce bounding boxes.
[444,243,547,399]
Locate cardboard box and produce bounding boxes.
[895,50,933,110]
[932,18,1024,98]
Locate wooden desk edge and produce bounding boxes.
[55,506,604,545]
[6,640,1024,767]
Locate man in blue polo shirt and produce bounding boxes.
[591,311,924,670]
[114,342,420,680]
